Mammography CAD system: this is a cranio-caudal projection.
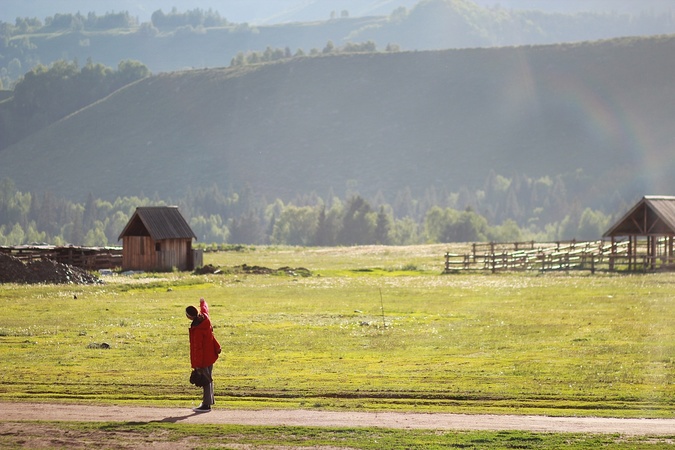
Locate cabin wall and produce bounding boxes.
[122,237,194,271]
[121,236,156,271]
[193,249,203,269]
[157,239,193,271]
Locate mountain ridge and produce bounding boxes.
[4,0,675,87]
[1,36,674,210]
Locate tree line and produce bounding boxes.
[229,41,399,67]
[0,174,615,248]
[0,59,150,150]
[4,9,229,36]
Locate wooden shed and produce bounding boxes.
[603,196,675,271]
[118,206,200,272]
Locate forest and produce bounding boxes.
[0,171,615,247]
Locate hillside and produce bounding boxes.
[1,36,674,207]
[3,0,675,88]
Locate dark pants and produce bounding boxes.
[202,365,214,407]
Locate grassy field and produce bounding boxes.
[0,244,672,419]
[0,244,674,448]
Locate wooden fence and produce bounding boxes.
[0,245,122,271]
[444,239,671,273]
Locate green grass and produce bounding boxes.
[0,245,673,419]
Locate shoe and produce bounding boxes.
[192,405,212,413]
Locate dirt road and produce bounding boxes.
[1,402,673,435]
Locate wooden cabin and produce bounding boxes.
[118,206,200,272]
[603,196,675,271]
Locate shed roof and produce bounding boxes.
[603,196,675,237]
[118,206,196,241]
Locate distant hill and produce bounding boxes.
[3,0,675,87]
[1,36,674,210]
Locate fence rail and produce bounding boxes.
[445,239,673,274]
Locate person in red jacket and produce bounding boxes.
[186,298,221,413]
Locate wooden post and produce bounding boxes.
[609,237,615,271]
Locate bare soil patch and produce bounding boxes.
[1,402,674,435]
[2,403,674,449]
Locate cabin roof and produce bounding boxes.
[603,196,675,237]
[118,206,196,241]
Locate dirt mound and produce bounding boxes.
[194,263,312,277]
[193,264,221,275]
[0,253,101,284]
[234,264,312,276]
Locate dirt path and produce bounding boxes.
[1,402,673,435]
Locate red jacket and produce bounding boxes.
[189,315,221,369]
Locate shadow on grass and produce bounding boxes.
[157,412,199,423]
